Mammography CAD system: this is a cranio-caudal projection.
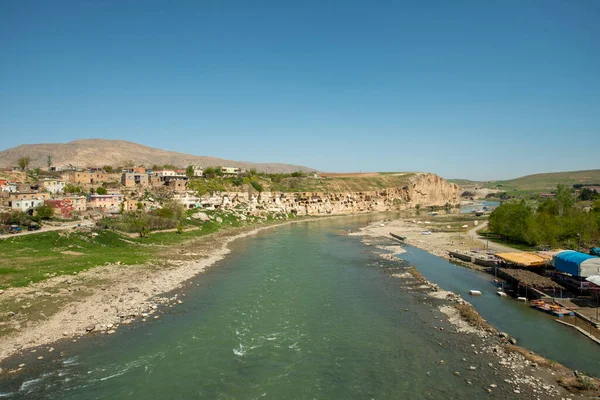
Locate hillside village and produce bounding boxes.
[1,162,279,233]
[1,160,460,236]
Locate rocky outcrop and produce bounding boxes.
[187,173,459,216]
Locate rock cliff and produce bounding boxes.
[191,173,459,216]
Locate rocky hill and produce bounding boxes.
[195,173,460,216]
[0,139,315,173]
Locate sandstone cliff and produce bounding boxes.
[188,173,459,216]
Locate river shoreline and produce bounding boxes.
[0,212,380,370]
[0,216,326,369]
[354,217,600,398]
[3,212,599,397]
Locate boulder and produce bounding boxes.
[191,212,210,222]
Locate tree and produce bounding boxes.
[96,187,108,195]
[46,155,53,169]
[185,165,194,179]
[35,204,54,220]
[203,166,217,178]
[555,184,574,217]
[103,165,114,173]
[580,188,600,201]
[64,184,82,194]
[488,201,533,243]
[537,198,559,216]
[250,180,264,192]
[126,211,149,237]
[155,200,185,220]
[18,156,31,171]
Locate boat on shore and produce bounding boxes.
[390,232,407,241]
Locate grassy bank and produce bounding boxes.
[0,209,296,289]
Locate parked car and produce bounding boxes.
[9,225,22,234]
[28,223,41,231]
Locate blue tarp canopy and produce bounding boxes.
[554,250,598,276]
[591,248,600,256]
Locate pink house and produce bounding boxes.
[87,194,123,213]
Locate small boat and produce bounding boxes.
[390,233,407,241]
[469,290,482,296]
[496,291,507,297]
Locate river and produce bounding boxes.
[0,215,597,399]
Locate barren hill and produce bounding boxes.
[0,139,316,173]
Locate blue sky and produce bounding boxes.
[1,1,598,180]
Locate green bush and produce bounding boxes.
[34,204,54,220]
[64,184,83,194]
[489,186,600,248]
[250,180,264,192]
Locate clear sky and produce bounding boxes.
[1,1,598,180]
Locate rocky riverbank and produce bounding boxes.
[356,219,600,399]
[0,218,310,369]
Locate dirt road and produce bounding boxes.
[0,221,95,239]
[466,221,523,253]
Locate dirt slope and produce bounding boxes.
[0,139,316,173]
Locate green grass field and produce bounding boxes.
[450,169,600,192]
[0,230,153,288]
[0,209,296,289]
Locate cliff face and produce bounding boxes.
[198,173,459,216]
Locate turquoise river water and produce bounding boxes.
[0,215,598,399]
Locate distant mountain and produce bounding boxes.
[0,139,316,173]
[449,169,600,190]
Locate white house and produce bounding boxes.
[41,179,66,194]
[172,193,204,209]
[152,170,186,178]
[1,183,18,193]
[221,166,243,175]
[192,165,204,177]
[11,199,44,212]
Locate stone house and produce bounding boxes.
[121,172,149,187]
[68,171,111,185]
[166,178,188,192]
[87,194,123,213]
